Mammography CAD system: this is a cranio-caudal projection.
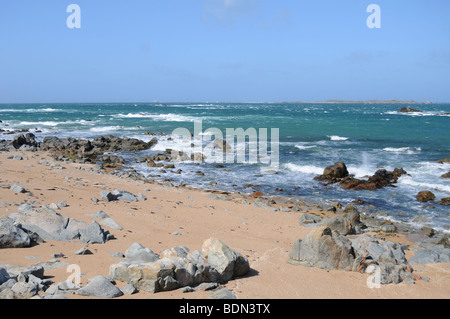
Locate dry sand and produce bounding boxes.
[1,150,449,299]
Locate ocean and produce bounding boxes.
[1,102,449,233]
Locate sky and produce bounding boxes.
[0,0,449,103]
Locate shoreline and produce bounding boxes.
[1,146,449,299]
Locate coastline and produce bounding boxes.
[1,146,449,299]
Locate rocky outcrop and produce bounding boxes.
[8,207,111,244]
[109,238,250,294]
[339,168,407,190]
[289,226,355,270]
[314,162,407,190]
[398,107,421,113]
[289,229,417,285]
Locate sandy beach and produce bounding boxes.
[1,149,449,300]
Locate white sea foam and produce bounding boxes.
[0,108,61,113]
[385,111,450,117]
[399,176,450,194]
[89,126,140,133]
[383,147,421,154]
[113,112,198,122]
[328,135,349,141]
[295,144,316,150]
[285,163,323,175]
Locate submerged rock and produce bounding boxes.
[416,191,435,202]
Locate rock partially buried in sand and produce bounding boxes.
[76,275,123,298]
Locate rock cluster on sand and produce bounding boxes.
[5,205,111,244]
[314,162,407,190]
[110,238,250,294]
[289,226,417,285]
[289,204,445,285]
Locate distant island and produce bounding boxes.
[278,100,433,104]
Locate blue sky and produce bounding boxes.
[0,0,449,103]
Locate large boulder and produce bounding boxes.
[0,216,31,248]
[314,162,349,184]
[201,238,250,283]
[8,209,68,241]
[76,275,123,298]
[124,242,159,262]
[288,226,355,270]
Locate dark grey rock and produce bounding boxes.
[79,221,108,244]
[0,216,31,248]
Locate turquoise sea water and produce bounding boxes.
[1,102,449,233]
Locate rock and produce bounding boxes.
[75,247,93,255]
[110,239,249,294]
[197,282,219,291]
[100,190,116,202]
[439,197,450,206]
[99,217,123,230]
[320,216,353,235]
[209,288,237,299]
[299,213,322,227]
[0,216,31,248]
[416,191,436,202]
[201,238,250,283]
[0,268,11,285]
[381,224,396,233]
[9,209,68,241]
[314,162,349,183]
[138,193,147,201]
[288,226,355,271]
[4,264,45,280]
[442,172,450,179]
[79,221,109,244]
[76,275,123,298]
[350,235,413,285]
[398,107,421,113]
[121,283,137,295]
[339,168,407,190]
[10,282,39,298]
[125,242,159,262]
[10,184,26,193]
[436,158,450,164]
[112,190,138,202]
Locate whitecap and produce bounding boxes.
[328,135,349,141]
[285,163,323,175]
[113,113,199,122]
[383,147,421,154]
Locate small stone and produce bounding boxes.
[75,247,93,255]
[121,283,137,295]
